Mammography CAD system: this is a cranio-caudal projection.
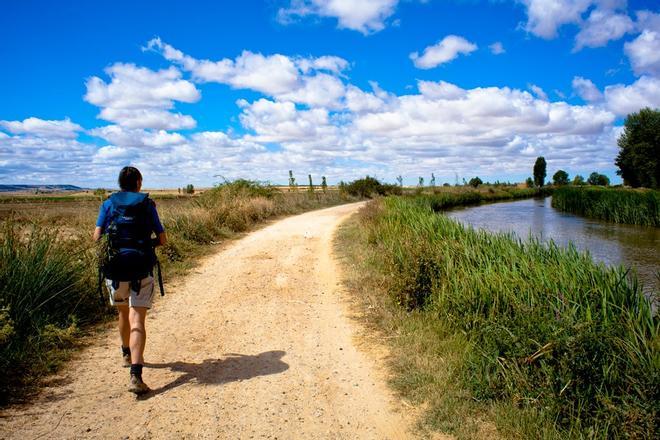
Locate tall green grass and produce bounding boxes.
[419,186,552,210]
[0,223,97,403]
[0,181,351,404]
[353,196,658,438]
[552,186,660,226]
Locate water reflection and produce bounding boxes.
[445,197,659,293]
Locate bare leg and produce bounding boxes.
[129,306,148,365]
[117,305,130,348]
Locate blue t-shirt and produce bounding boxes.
[96,192,165,234]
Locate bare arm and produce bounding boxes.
[156,231,167,246]
[93,226,103,242]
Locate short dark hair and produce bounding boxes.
[118,166,142,191]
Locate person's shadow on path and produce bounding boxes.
[141,350,289,399]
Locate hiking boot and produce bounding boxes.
[128,374,150,395]
[122,352,131,368]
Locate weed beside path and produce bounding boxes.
[337,196,658,439]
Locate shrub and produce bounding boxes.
[587,172,610,186]
[342,176,401,198]
[552,170,569,185]
[572,174,585,185]
[0,223,98,402]
[468,177,482,188]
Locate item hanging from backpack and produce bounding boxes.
[97,192,164,304]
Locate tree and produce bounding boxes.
[321,176,328,193]
[185,184,195,194]
[418,177,424,187]
[469,176,483,187]
[573,174,585,185]
[526,177,534,188]
[533,156,547,187]
[396,175,403,187]
[308,174,314,193]
[430,173,436,188]
[615,107,660,188]
[588,172,610,186]
[288,170,296,192]
[552,170,569,185]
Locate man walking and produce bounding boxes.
[93,166,167,394]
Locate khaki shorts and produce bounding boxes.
[106,276,155,309]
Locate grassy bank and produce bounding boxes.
[551,186,660,227]
[338,195,658,439]
[0,181,352,404]
[416,186,552,209]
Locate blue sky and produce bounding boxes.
[1,0,658,187]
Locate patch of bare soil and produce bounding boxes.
[0,202,413,439]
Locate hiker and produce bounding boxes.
[93,166,167,394]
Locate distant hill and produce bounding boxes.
[0,184,85,193]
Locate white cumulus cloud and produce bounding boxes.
[84,63,200,130]
[521,0,593,39]
[146,38,349,108]
[625,15,660,76]
[572,76,603,102]
[277,0,399,34]
[489,42,506,55]
[528,84,549,100]
[410,35,477,69]
[0,117,82,138]
[604,76,660,116]
[574,8,634,51]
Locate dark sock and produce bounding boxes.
[121,346,131,357]
[130,364,143,378]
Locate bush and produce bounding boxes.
[572,174,585,185]
[587,172,610,186]
[468,177,482,188]
[552,170,569,186]
[0,223,98,402]
[341,176,401,198]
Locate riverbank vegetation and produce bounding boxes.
[0,180,352,404]
[338,196,658,439]
[552,186,660,227]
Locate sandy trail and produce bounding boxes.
[0,202,412,439]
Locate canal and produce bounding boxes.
[445,196,659,294]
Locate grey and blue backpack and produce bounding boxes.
[98,192,164,304]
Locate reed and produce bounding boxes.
[348,196,658,438]
[552,186,660,226]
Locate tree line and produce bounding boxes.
[528,107,658,189]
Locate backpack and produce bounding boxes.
[97,192,164,305]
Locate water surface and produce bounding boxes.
[445,197,659,294]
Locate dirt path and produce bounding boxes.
[0,202,412,439]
